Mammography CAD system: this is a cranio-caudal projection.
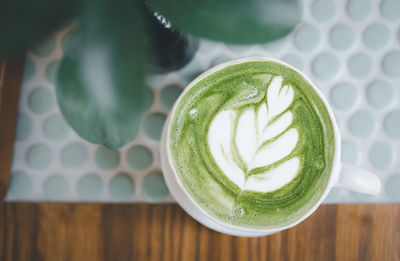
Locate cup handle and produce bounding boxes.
[334,162,381,195]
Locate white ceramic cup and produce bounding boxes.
[160,57,381,237]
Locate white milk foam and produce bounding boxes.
[208,76,300,192]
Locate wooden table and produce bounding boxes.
[1,203,400,260]
[1,59,399,261]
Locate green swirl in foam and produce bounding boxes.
[169,61,335,228]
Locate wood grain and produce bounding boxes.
[0,58,24,200]
[1,203,399,261]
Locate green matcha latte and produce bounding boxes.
[169,60,335,228]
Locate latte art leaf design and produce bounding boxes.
[170,61,335,227]
[208,76,300,193]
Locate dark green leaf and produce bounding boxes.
[147,0,301,44]
[0,0,79,58]
[57,0,148,149]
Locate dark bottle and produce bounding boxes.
[142,2,199,73]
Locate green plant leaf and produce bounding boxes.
[146,0,301,44]
[0,0,79,58]
[56,0,148,149]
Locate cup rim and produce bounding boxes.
[165,56,342,233]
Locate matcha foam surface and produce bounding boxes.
[169,61,335,228]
